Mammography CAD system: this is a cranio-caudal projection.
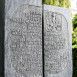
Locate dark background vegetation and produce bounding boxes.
[0,0,5,77]
[72,14,77,77]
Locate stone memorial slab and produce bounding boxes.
[5,0,42,77]
[43,5,72,77]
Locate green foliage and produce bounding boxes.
[42,0,70,8]
[73,14,77,29]
[72,14,77,76]
[72,14,77,49]
[71,14,77,77]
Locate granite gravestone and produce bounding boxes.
[5,1,72,77]
[43,5,72,77]
[5,0,42,77]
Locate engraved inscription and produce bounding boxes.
[9,5,42,77]
[44,11,69,75]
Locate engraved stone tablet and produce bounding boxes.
[5,0,42,77]
[43,5,72,77]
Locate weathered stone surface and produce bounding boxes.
[5,0,42,77]
[43,5,72,77]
